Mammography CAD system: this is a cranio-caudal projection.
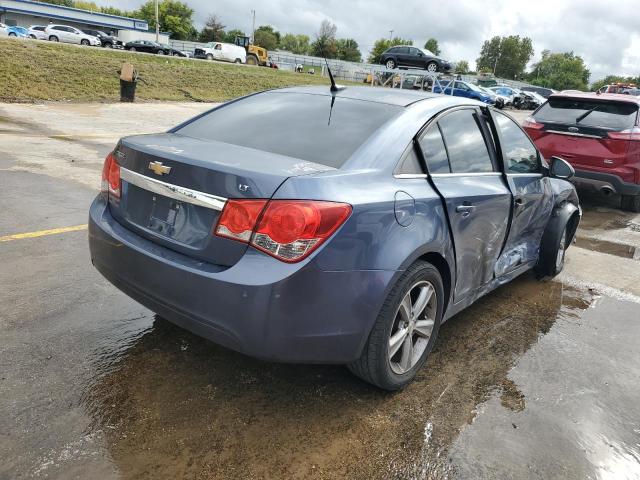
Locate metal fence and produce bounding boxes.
[168,41,539,90]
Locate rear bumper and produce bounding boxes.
[88,197,392,363]
[572,169,640,196]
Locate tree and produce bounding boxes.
[424,38,441,56]
[367,37,413,64]
[476,35,533,79]
[254,25,280,51]
[311,19,338,58]
[455,60,470,74]
[336,38,361,62]
[223,29,246,44]
[528,50,591,91]
[280,33,311,54]
[137,0,195,40]
[198,14,225,43]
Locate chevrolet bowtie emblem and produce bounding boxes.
[148,161,172,176]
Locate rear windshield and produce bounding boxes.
[535,98,638,130]
[175,92,403,168]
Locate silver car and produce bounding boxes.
[28,25,47,40]
[44,24,100,46]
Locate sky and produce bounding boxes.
[100,0,640,83]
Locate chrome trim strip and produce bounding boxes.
[120,167,227,211]
[430,172,501,178]
[546,129,602,139]
[394,173,428,179]
[506,173,543,177]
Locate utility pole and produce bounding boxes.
[389,30,394,41]
[154,0,159,42]
[251,9,256,43]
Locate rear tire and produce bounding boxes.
[157,50,165,55]
[104,42,112,48]
[348,261,444,391]
[8,32,16,37]
[621,194,640,213]
[385,58,396,69]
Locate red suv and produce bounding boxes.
[523,92,640,212]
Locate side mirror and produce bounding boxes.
[549,156,574,179]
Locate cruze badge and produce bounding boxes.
[148,161,172,176]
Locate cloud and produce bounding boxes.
[100,0,640,82]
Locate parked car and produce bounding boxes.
[81,29,122,48]
[432,80,494,104]
[89,85,580,390]
[520,91,543,110]
[28,25,47,40]
[158,43,188,57]
[621,88,640,96]
[380,46,452,73]
[124,40,168,54]
[489,86,523,108]
[0,22,8,37]
[523,92,640,212]
[194,42,246,63]
[521,86,557,98]
[7,26,28,38]
[596,83,636,95]
[45,25,100,45]
[478,85,507,109]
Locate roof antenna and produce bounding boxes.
[325,59,345,93]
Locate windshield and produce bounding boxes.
[535,98,638,130]
[467,83,483,93]
[175,92,403,168]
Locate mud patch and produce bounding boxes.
[81,277,592,479]
[574,236,637,259]
[499,379,525,412]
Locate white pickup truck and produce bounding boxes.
[194,42,246,64]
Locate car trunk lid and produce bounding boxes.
[108,133,334,266]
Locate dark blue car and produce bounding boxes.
[433,80,494,104]
[89,86,580,390]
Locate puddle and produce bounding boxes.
[574,236,638,259]
[77,276,593,479]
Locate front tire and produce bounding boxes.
[81,39,89,46]
[348,261,444,391]
[385,58,396,69]
[206,53,214,61]
[426,61,438,72]
[129,46,136,52]
[621,194,640,213]
[48,35,58,42]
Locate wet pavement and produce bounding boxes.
[1,103,640,479]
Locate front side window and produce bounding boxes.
[437,109,494,173]
[494,112,540,173]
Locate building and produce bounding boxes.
[0,0,169,43]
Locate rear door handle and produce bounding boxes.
[455,205,476,217]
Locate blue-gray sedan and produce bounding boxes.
[89,86,580,390]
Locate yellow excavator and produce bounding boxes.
[234,36,268,66]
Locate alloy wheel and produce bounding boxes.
[388,280,437,375]
[427,62,438,72]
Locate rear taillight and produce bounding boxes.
[215,199,268,242]
[607,127,640,141]
[101,152,121,199]
[215,200,352,263]
[522,116,544,130]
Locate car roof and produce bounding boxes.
[272,86,446,107]
[549,91,640,104]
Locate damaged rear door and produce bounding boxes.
[488,110,552,276]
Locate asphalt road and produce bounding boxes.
[1,102,639,479]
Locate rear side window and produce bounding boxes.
[535,98,638,130]
[176,92,403,168]
[494,112,540,174]
[438,109,494,173]
[419,126,450,173]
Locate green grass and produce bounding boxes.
[0,39,338,103]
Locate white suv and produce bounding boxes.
[45,25,100,46]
